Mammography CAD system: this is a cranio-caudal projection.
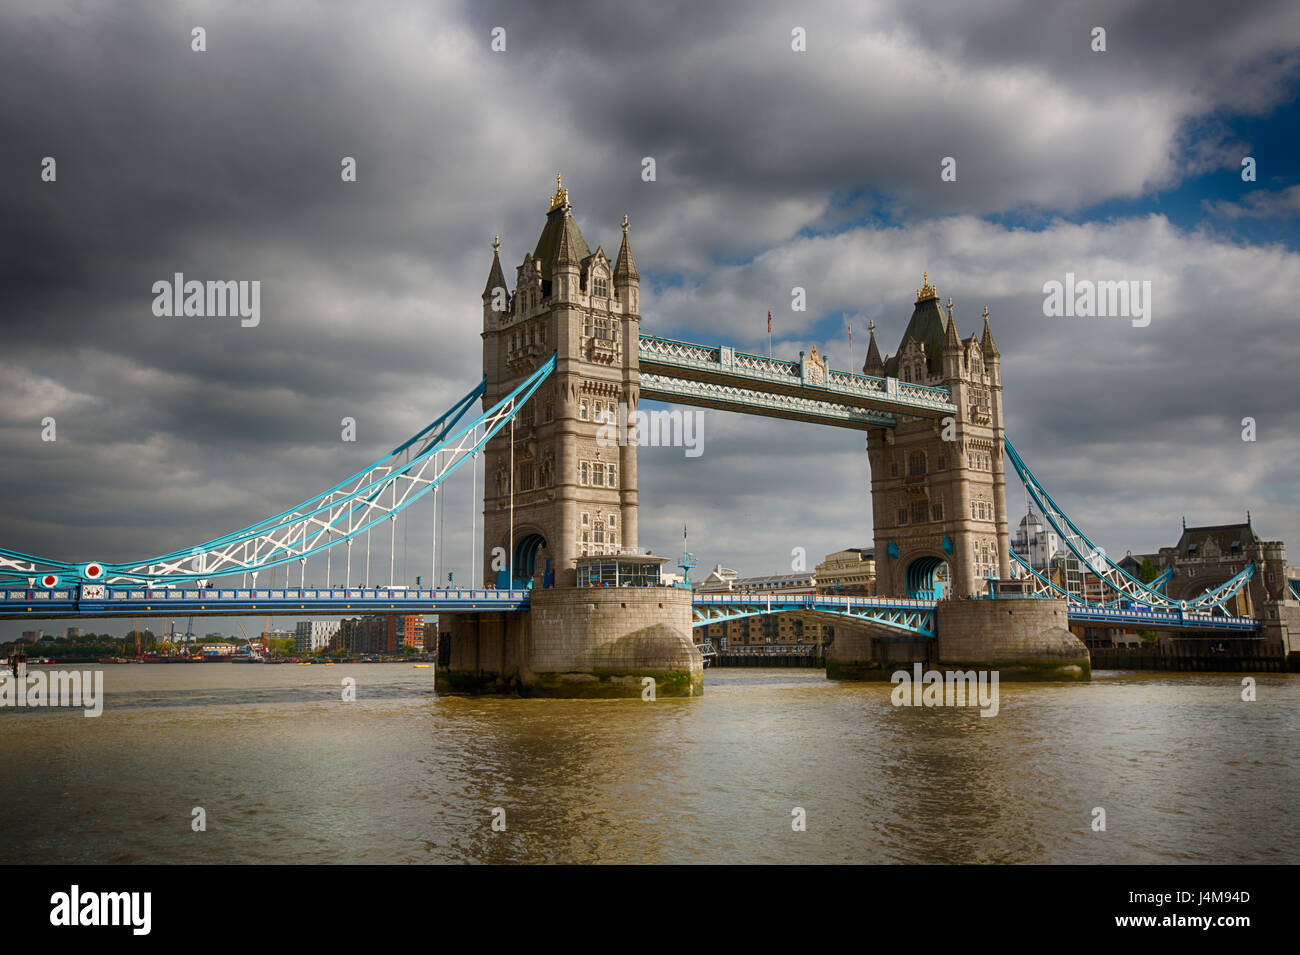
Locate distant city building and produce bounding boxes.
[699,613,834,653]
[1116,552,1158,579]
[1048,552,1083,599]
[1011,508,1060,572]
[333,616,386,654]
[20,629,42,642]
[1156,517,1286,617]
[397,615,424,651]
[64,626,83,639]
[815,548,875,595]
[695,565,816,594]
[332,614,420,654]
[295,620,341,654]
[696,564,738,589]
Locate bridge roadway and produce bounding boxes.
[0,586,1263,635]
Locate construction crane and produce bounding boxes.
[237,619,268,660]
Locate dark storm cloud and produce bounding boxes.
[1,0,1298,638]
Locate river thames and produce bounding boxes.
[1,664,1296,864]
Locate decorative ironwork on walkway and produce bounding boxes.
[638,334,957,421]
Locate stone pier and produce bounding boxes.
[436,586,703,697]
[1259,599,1300,672]
[827,596,1090,681]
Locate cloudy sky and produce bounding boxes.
[2,0,1299,637]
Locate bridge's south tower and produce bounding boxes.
[865,276,1011,597]
[480,176,641,588]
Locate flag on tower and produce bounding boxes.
[767,309,772,333]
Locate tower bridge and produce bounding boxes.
[4,176,1296,693]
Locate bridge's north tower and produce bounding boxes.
[480,176,641,587]
[864,276,1011,598]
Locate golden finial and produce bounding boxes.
[810,344,819,361]
[492,235,501,254]
[549,173,569,212]
[622,213,629,234]
[868,320,875,333]
[916,272,938,302]
[983,305,990,318]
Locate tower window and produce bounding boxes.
[580,462,589,486]
[594,277,608,298]
[579,400,589,421]
[608,464,617,487]
[593,463,606,486]
[608,514,617,529]
[890,460,899,478]
[932,503,944,521]
[897,508,909,525]
[593,401,604,423]
[908,451,927,475]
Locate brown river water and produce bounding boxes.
[1,664,1296,864]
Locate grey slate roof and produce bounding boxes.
[883,296,954,378]
[532,206,591,280]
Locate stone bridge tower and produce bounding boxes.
[480,176,641,588]
[864,276,1011,597]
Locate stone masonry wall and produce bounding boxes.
[936,597,1089,679]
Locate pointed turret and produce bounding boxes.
[550,201,581,301]
[862,320,884,377]
[613,214,640,314]
[944,306,961,349]
[553,213,578,268]
[483,235,508,301]
[614,214,639,281]
[942,296,964,380]
[980,305,1000,358]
